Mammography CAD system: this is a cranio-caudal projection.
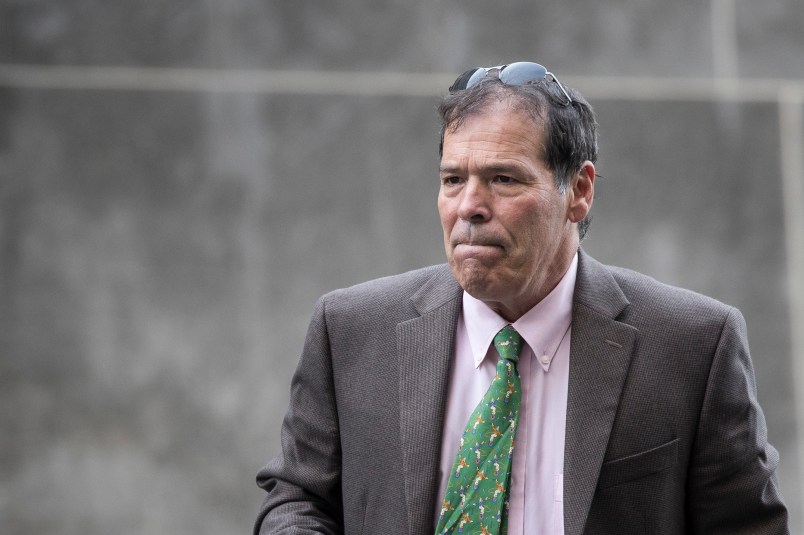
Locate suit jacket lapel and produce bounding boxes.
[564,251,638,535]
[397,267,463,535]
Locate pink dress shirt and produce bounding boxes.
[435,254,577,535]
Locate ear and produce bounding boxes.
[567,161,595,223]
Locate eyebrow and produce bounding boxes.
[439,162,528,175]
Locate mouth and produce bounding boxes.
[454,241,503,249]
[452,242,505,263]
[452,235,505,248]
[449,227,507,259]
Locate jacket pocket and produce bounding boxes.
[597,438,679,489]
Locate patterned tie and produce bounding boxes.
[435,325,524,535]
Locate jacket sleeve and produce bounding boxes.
[686,307,789,534]
[254,296,344,535]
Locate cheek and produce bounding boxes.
[437,197,455,232]
[507,210,558,260]
[510,211,542,241]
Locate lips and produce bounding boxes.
[452,238,506,263]
[449,224,508,261]
[451,234,506,250]
[454,241,502,249]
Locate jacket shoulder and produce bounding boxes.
[596,262,739,337]
[608,264,732,312]
[319,264,458,318]
[578,251,735,321]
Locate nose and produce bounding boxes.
[457,179,492,223]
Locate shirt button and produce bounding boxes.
[541,355,550,365]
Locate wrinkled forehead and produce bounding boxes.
[440,100,549,164]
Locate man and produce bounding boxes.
[254,61,789,534]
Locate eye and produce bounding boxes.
[442,176,462,185]
[495,175,514,184]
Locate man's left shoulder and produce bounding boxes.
[581,252,737,326]
[612,264,731,311]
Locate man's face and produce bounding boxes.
[438,100,592,321]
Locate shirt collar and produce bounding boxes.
[462,253,578,371]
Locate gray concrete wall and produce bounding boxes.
[1,1,802,533]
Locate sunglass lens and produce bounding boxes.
[499,62,547,86]
[449,67,493,92]
[450,68,481,92]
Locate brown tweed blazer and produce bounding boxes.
[255,250,788,534]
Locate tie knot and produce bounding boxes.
[493,325,524,363]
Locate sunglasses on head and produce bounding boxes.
[448,61,573,106]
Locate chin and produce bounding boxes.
[451,262,498,298]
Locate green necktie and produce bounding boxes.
[435,325,524,535]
